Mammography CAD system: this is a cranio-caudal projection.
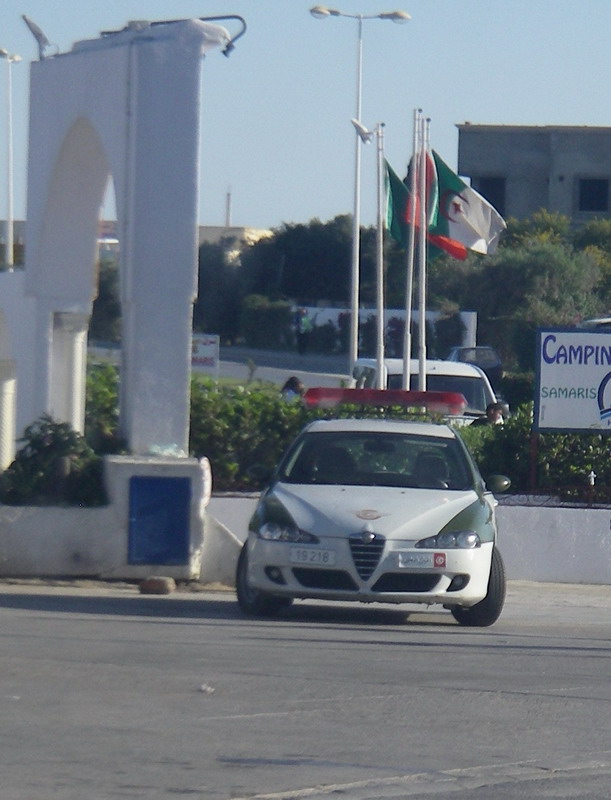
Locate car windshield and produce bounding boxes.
[457,347,499,367]
[279,431,474,490]
[385,374,492,414]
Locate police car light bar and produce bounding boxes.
[303,388,467,415]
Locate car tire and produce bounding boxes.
[235,542,293,616]
[450,547,506,627]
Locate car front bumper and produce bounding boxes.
[246,536,493,608]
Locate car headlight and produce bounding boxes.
[415,531,480,549]
[257,522,318,543]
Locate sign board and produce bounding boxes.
[191,334,219,379]
[535,328,611,431]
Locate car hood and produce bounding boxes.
[267,482,481,541]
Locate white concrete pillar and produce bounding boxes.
[22,21,230,456]
[0,359,17,469]
[50,313,90,433]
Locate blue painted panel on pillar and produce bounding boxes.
[128,476,191,565]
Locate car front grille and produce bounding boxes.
[348,533,385,580]
[371,573,441,593]
[292,568,358,590]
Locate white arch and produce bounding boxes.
[11,19,229,455]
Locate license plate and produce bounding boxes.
[397,551,437,569]
[289,547,336,566]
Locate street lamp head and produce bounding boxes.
[378,11,411,23]
[22,14,56,60]
[311,6,410,22]
[0,49,21,63]
[310,6,341,19]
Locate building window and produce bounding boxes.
[579,179,609,212]
[473,176,506,216]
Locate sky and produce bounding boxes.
[2,0,611,231]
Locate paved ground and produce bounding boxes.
[217,345,351,388]
[1,580,610,800]
[219,345,349,375]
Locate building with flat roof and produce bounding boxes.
[457,124,611,224]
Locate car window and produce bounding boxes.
[385,373,492,413]
[353,366,376,388]
[280,432,473,490]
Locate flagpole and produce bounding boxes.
[348,15,365,378]
[402,108,420,389]
[417,116,428,391]
[375,122,386,389]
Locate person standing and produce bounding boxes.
[295,308,312,355]
[470,402,505,426]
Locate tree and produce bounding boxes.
[239,216,354,304]
[572,218,611,309]
[90,262,121,343]
[194,239,243,344]
[502,209,572,248]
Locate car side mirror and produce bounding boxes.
[486,474,511,493]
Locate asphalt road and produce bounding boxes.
[1,580,610,800]
[217,345,351,388]
[90,345,352,389]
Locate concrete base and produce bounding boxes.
[0,455,211,581]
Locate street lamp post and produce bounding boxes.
[310,6,409,375]
[0,48,21,271]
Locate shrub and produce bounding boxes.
[308,320,339,354]
[498,371,534,409]
[434,311,466,357]
[8,368,609,504]
[458,403,611,502]
[85,362,126,454]
[189,379,310,489]
[240,295,294,349]
[0,415,108,506]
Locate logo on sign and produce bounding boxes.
[597,371,611,425]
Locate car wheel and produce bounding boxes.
[450,547,506,627]
[235,542,292,616]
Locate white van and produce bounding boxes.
[352,358,502,420]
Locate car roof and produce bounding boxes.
[303,418,457,439]
[354,357,486,379]
[450,346,498,354]
[576,318,611,329]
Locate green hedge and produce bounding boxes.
[188,379,443,490]
[459,403,611,502]
[3,368,610,504]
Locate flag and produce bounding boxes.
[384,160,410,246]
[384,157,467,260]
[430,150,506,256]
[384,153,506,260]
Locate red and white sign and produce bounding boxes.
[192,334,219,378]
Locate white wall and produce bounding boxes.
[496,505,611,584]
[205,497,611,587]
[0,494,608,586]
[301,307,477,349]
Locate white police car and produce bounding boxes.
[236,417,510,626]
